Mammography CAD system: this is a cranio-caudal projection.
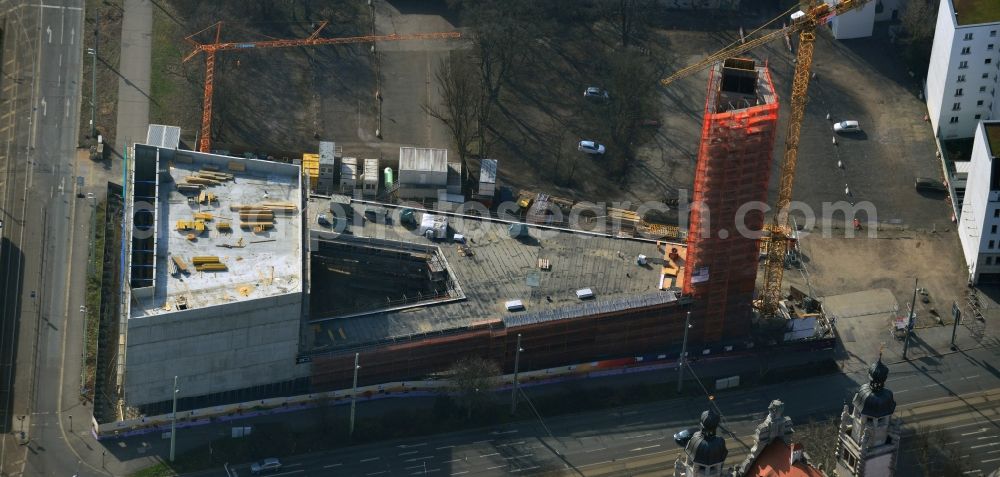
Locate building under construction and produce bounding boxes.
[683,58,779,342]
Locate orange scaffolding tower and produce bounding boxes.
[683,59,779,342]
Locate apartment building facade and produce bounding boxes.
[926,0,1000,139]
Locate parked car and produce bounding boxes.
[673,427,700,447]
[833,120,861,133]
[915,177,947,193]
[584,86,609,99]
[250,458,282,474]
[578,140,606,155]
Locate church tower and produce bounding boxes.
[674,410,731,477]
[834,357,901,477]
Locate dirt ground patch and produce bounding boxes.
[149,0,370,154]
[80,0,123,146]
[787,228,968,330]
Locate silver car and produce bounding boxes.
[250,457,282,474]
[584,86,609,99]
[578,140,606,155]
[833,120,861,133]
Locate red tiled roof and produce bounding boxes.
[745,441,826,477]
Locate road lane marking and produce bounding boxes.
[585,447,608,453]
[630,444,661,452]
[45,25,51,43]
[366,472,388,476]
[399,451,419,456]
[436,445,455,450]
[268,471,303,477]
[486,465,504,470]
[494,441,525,447]
[963,429,987,436]
[511,466,539,473]
[623,433,653,439]
[473,439,492,444]
[398,442,428,448]
[323,463,342,468]
[450,472,468,476]
[404,456,434,462]
[504,454,533,459]
[443,458,464,463]
[40,98,46,117]
[479,453,499,458]
[971,442,1000,449]
[405,464,426,470]
[491,430,518,435]
[411,469,440,475]
[360,457,380,463]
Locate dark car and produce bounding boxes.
[673,427,699,447]
[915,177,947,193]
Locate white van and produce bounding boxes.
[505,300,525,312]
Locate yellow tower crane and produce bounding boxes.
[660,0,869,318]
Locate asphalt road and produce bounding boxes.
[174,345,1000,477]
[0,0,88,476]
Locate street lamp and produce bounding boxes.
[169,376,178,462]
[677,311,692,393]
[510,334,523,415]
[349,353,360,438]
[86,47,96,138]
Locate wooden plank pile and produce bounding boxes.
[192,256,227,272]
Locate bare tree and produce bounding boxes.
[909,425,968,476]
[793,418,839,472]
[448,356,501,419]
[448,0,541,157]
[605,50,659,177]
[900,0,937,42]
[425,55,481,180]
[900,0,938,73]
[604,0,652,48]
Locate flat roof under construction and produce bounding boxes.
[128,146,303,318]
[305,199,679,351]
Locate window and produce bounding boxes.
[951,116,960,123]
[965,33,974,41]
[988,58,993,65]
[984,73,990,79]
[982,86,988,92]
[995,209,1000,218]
[959,74,967,82]
[960,61,969,69]
[953,102,962,111]
[991,225,996,234]
[962,46,972,55]
[957,88,964,96]
[988,257,994,265]
[990,44,996,51]
[977,114,983,119]
[990,240,995,249]
[992,30,998,37]
[979,100,985,106]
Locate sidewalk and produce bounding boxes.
[113,0,152,153]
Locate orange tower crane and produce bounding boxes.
[659,0,869,318]
[183,21,461,153]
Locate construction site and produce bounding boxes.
[92,3,898,426]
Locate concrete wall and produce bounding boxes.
[959,122,1000,283]
[826,0,875,39]
[124,291,307,407]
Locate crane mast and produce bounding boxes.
[658,0,869,318]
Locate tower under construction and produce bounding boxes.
[683,58,779,342]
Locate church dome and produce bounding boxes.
[854,357,895,417]
[685,410,728,465]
